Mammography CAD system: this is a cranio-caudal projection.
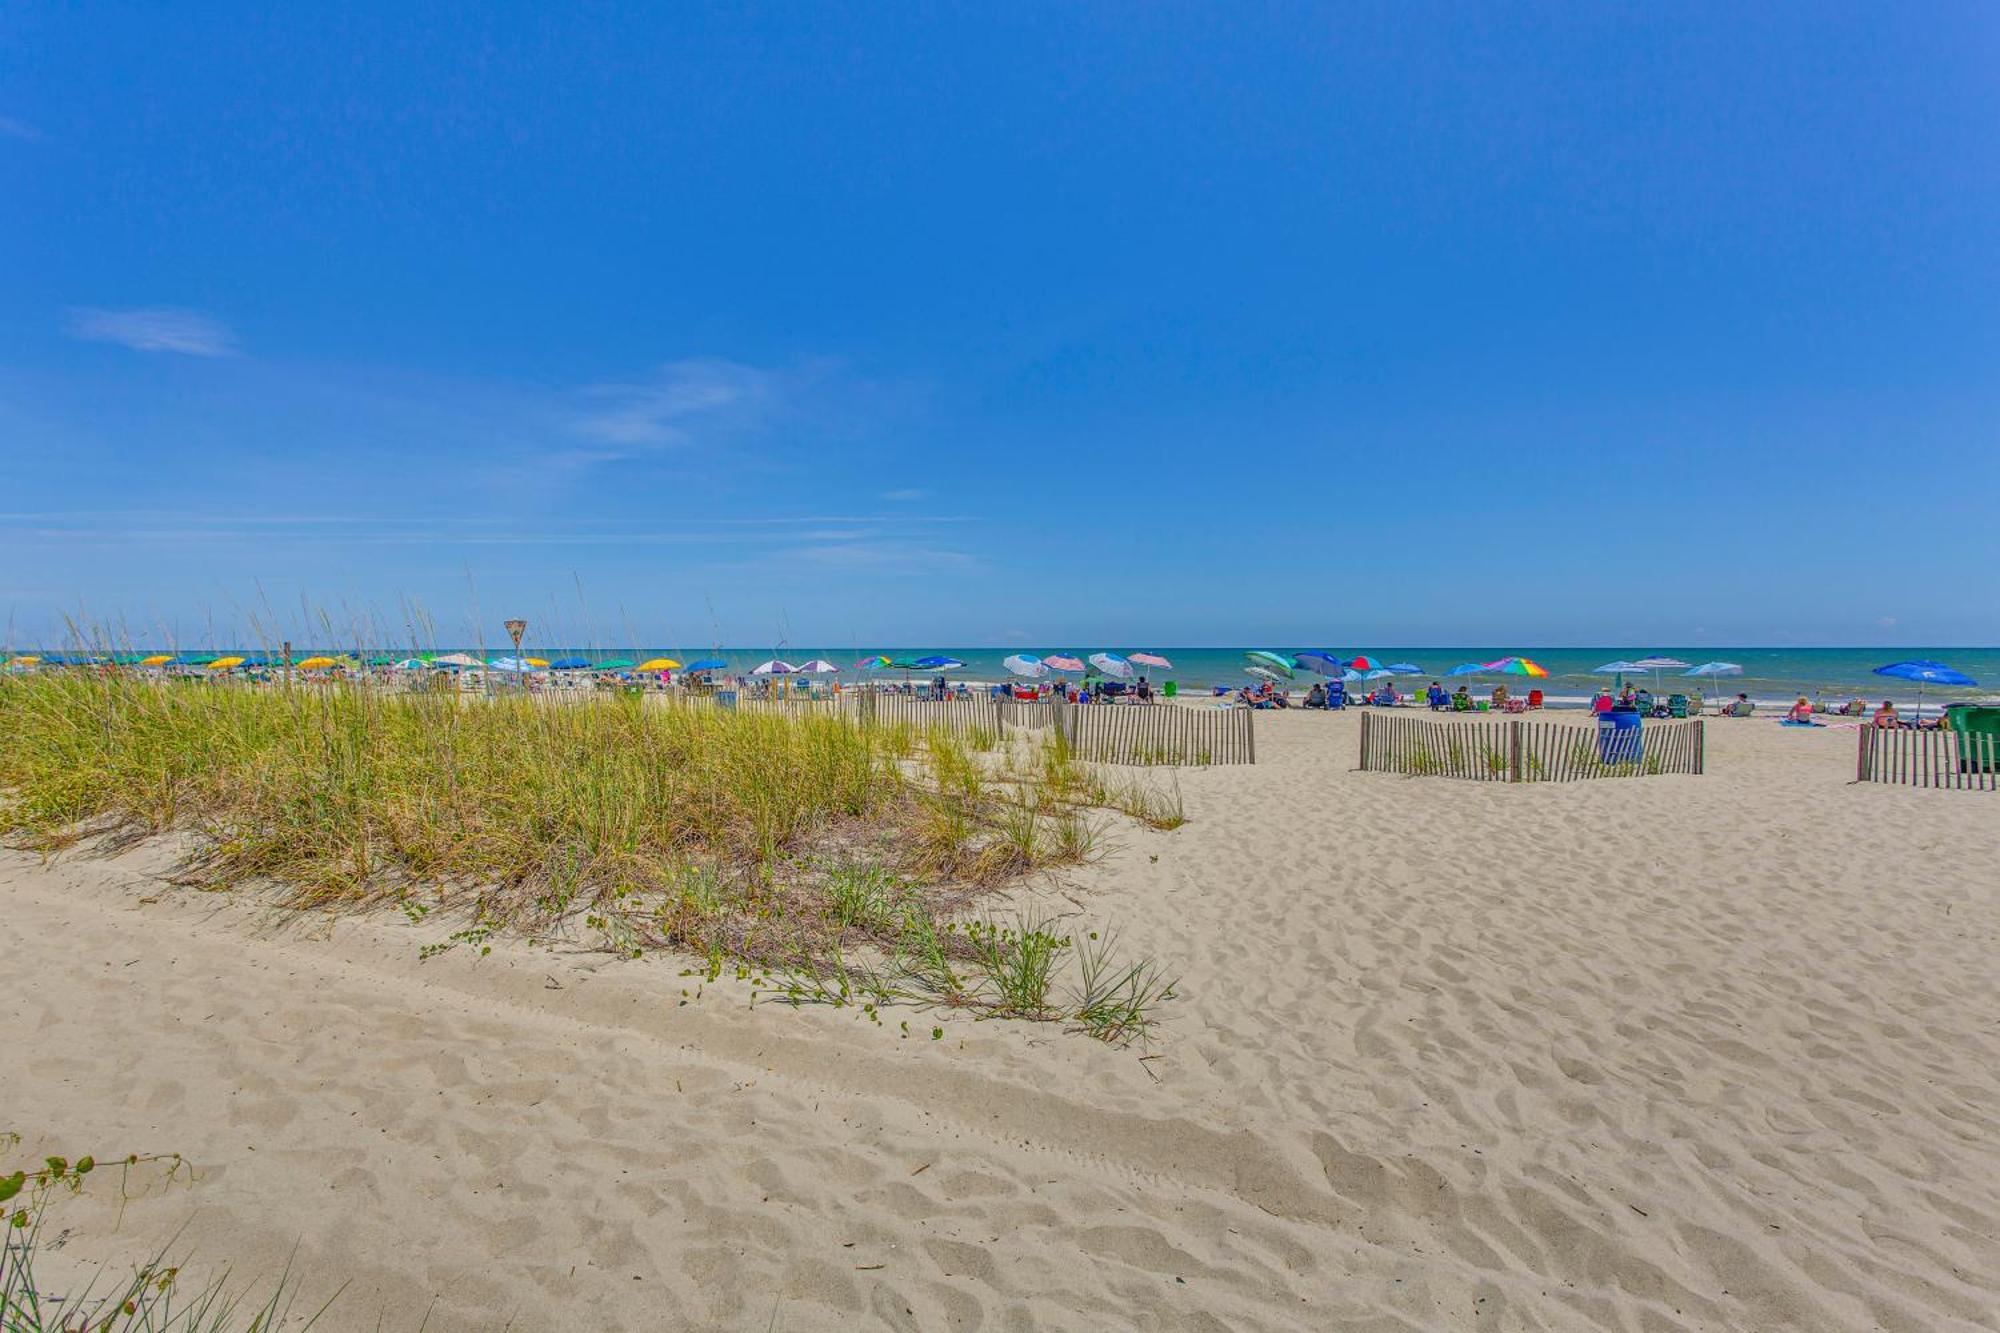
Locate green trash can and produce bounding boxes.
[1945,705,2000,773]
[1163,680,1178,698]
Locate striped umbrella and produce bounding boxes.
[1483,656,1549,678]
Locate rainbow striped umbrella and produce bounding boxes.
[1484,656,1549,678]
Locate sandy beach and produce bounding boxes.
[5,710,1998,1331]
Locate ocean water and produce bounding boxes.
[28,646,1995,710]
[461,646,1998,707]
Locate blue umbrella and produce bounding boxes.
[913,655,965,671]
[1384,662,1423,675]
[1446,663,1487,676]
[548,656,591,670]
[1295,651,1346,677]
[1874,660,1977,722]
[684,658,728,672]
[1684,661,1742,677]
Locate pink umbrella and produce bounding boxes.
[1128,652,1173,669]
[1043,654,1085,672]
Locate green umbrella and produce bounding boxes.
[1244,650,1296,680]
[596,657,636,669]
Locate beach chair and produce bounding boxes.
[1722,698,1754,717]
[1451,694,1472,712]
[1526,688,1544,709]
[1634,690,1655,715]
[1667,694,1689,719]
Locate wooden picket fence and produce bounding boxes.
[1855,725,2000,790]
[1359,712,1704,782]
[723,690,1254,765]
[1052,698,1254,766]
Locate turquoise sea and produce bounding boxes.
[433,646,1999,707]
[21,646,1995,710]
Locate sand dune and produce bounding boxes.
[5,712,1998,1330]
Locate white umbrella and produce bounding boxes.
[1634,656,1692,695]
[1088,652,1133,679]
[433,652,479,668]
[792,659,840,674]
[1003,654,1049,678]
[750,659,797,676]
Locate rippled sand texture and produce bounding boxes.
[5,713,1997,1330]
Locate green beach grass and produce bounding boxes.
[0,672,1175,1041]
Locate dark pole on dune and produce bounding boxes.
[505,619,527,696]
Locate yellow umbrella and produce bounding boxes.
[7,655,41,666]
[294,655,338,669]
[207,656,246,669]
[523,657,551,668]
[138,654,172,666]
[637,657,683,671]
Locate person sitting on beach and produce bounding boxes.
[1788,696,1814,724]
[1491,684,1510,709]
[1304,681,1327,709]
[1839,696,1866,716]
[1873,699,1899,728]
[1135,676,1154,703]
[1618,684,1637,708]
[1452,684,1472,710]
[1722,692,1754,717]
[1426,681,1447,710]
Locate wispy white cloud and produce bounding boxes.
[0,115,45,143]
[573,358,781,448]
[881,488,926,502]
[67,307,239,357]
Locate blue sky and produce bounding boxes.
[3,3,1996,649]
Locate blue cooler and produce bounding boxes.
[716,689,738,710]
[1598,708,1643,764]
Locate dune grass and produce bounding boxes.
[0,672,1175,1040]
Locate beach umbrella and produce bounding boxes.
[750,659,797,676]
[1294,651,1346,677]
[1446,663,1486,676]
[1246,666,1287,684]
[1043,654,1086,673]
[207,656,246,670]
[1633,655,1691,694]
[678,657,722,672]
[1244,651,1295,679]
[393,658,430,669]
[1484,656,1549,678]
[486,656,533,672]
[5,655,40,667]
[596,658,636,670]
[524,657,550,668]
[1346,655,1383,672]
[1684,662,1742,678]
[1088,652,1133,679]
[1003,654,1049,678]
[137,654,172,667]
[1384,662,1423,675]
[1874,660,1978,723]
[637,657,683,672]
[294,656,339,670]
[1128,652,1173,669]
[433,652,479,668]
[793,659,840,674]
[912,655,965,671]
[854,654,893,671]
[548,656,592,670]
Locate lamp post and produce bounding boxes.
[504,619,527,695]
